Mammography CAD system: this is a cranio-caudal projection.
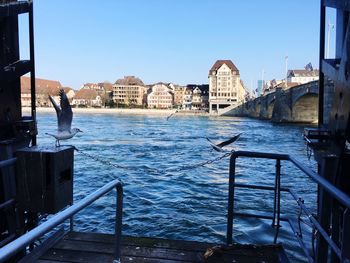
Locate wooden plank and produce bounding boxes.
[65,232,214,250]
[40,232,287,263]
[36,260,71,263]
[53,239,205,262]
[40,248,114,263]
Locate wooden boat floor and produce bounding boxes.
[37,231,289,263]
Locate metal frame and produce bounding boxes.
[226,151,350,263]
[0,179,123,263]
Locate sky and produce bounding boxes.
[18,1,336,91]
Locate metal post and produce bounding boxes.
[341,209,350,262]
[69,202,74,232]
[114,183,123,262]
[226,155,236,245]
[316,155,338,263]
[29,0,37,146]
[273,159,281,243]
[318,1,325,127]
[272,159,278,227]
[276,159,281,228]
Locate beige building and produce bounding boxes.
[113,76,147,106]
[208,60,246,113]
[147,83,173,109]
[72,89,102,107]
[173,85,186,107]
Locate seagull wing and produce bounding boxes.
[166,113,174,121]
[206,137,224,152]
[166,110,178,121]
[49,94,62,130]
[58,89,73,132]
[216,133,242,148]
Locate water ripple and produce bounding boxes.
[36,112,316,262]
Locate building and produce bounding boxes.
[72,89,102,107]
[21,76,62,107]
[147,83,173,109]
[113,76,147,106]
[287,69,319,84]
[81,83,104,91]
[257,80,264,96]
[182,87,192,110]
[187,84,209,110]
[208,60,246,113]
[170,84,186,108]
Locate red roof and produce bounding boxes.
[209,60,239,75]
[74,89,98,99]
[21,76,62,95]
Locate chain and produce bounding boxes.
[73,146,159,173]
[73,146,233,174]
[164,151,233,173]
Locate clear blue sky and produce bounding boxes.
[19,0,335,91]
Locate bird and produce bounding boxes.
[166,109,178,121]
[46,89,82,147]
[206,133,242,152]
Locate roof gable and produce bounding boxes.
[209,60,239,75]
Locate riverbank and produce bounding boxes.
[22,107,210,116]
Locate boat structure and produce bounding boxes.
[0,1,350,262]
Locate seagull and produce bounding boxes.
[166,109,178,121]
[206,133,242,152]
[46,89,82,147]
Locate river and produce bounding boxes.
[36,112,318,262]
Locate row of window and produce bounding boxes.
[210,92,237,97]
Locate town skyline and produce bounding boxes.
[19,1,335,91]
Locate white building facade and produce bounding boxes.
[208,60,246,113]
[147,84,173,109]
[287,69,319,84]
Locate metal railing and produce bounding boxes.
[0,158,18,247]
[226,151,350,263]
[0,178,123,263]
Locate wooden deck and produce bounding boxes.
[36,231,289,263]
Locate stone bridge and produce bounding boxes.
[224,80,334,123]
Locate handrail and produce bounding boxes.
[0,158,16,168]
[231,151,350,210]
[0,179,123,263]
[226,150,350,263]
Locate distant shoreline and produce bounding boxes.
[22,107,210,116]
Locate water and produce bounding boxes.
[36,112,318,262]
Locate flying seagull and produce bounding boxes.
[46,89,82,146]
[206,133,242,152]
[166,109,178,121]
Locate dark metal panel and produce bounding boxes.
[0,4,21,126]
[0,1,30,17]
[1,60,32,82]
[321,59,340,80]
[323,0,350,12]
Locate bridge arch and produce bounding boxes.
[291,93,318,123]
